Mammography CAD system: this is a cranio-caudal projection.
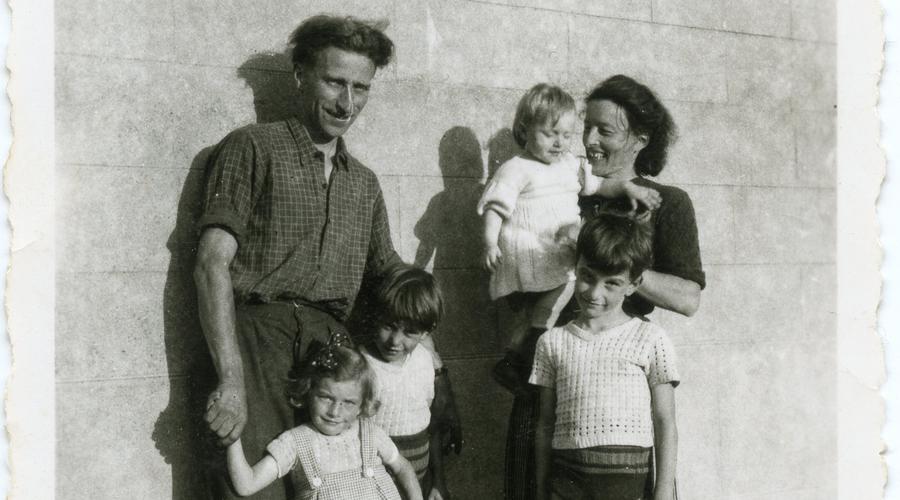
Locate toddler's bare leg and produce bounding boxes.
[530,280,576,331]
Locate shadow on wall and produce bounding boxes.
[152,145,218,500]
[413,126,517,270]
[237,50,300,123]
[412,126,518,356]
[151,50,301,500]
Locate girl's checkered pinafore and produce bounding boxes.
[291,419,402,500]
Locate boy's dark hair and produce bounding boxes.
[372,264,444,333]
[576,212,654,281]
[290,15,394,69]
[586,75,676,177]
[512,83,576,149]
[286,343,380,418]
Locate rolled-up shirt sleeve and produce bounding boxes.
[197,128,262,241]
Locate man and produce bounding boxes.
[195,16,457,500]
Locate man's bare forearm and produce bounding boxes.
[194,228,243,384]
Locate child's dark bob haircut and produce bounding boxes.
[287,344,380,418]
[373,265,444,333]
[576,212,654,282]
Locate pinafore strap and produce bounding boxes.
[292,428,325,492]
[290,422,402,500]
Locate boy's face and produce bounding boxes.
[574,257,639,318]
[373,322,428,365]
[525,111,576,164]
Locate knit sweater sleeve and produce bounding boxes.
[647,330,680,387]
[477,157,529,219]
[529,332,555,388]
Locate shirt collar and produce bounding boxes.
[288,117,351,172]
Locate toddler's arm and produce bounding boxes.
[650,383,678,500]
[579,160,661,214]
[534,386,557,500]
[383,453,424,500]
[226,438,279,497]
[482,209,503,271]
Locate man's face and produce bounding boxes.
[294,46,377,143]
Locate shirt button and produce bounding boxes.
[311,477,322,488]
[365,467,375,478]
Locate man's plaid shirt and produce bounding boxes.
[198,117,400,314]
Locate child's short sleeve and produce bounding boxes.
[647,332,680,387]
[371,423,401,466]
[529,333,556,388]
[265,429,300,478]
[477,158,529,219]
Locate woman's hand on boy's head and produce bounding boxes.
[205,382,248,446]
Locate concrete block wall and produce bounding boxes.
[56,1,836,498]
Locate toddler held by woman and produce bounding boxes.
[478,83,661,391]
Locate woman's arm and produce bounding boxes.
[639,186,704,316]
[226,439,279,497]
[636,270,701,317]
[535,386,557,500]
[650,383,678,500]
[384,454,424,500]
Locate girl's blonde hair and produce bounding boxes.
[286,334,380,418]
[512,83,576,148]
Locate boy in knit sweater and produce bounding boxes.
[531,213,679,500]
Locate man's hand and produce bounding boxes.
[205,382,248,446]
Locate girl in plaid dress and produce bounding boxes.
[227,336,423,500]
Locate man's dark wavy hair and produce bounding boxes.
[290,15,394,68]
[586,75,676,177]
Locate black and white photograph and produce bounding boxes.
[3,1,891,499]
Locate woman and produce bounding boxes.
[504,74,705,500]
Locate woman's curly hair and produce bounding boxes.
[586,75,677,177]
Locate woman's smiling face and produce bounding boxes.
[582,99,647,179]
